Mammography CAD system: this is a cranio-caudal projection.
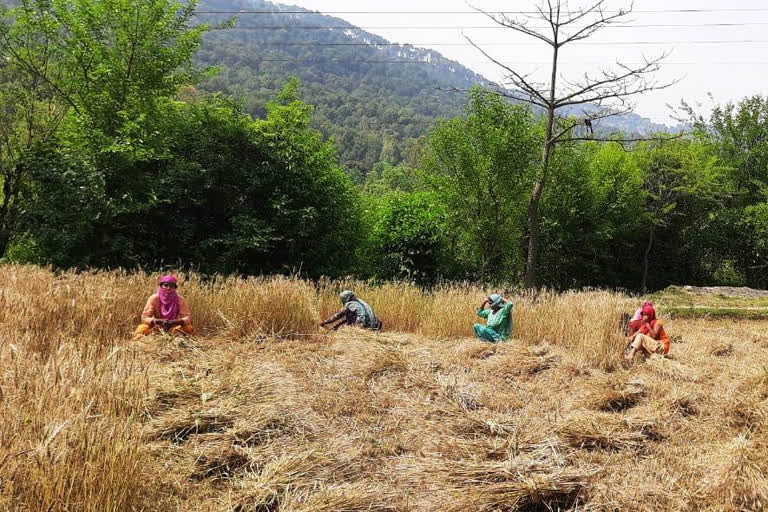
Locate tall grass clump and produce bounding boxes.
[317,279,483,337]
[0,342,148,511]
[0,266,321,352]
[0,266,637,368]
[189,274,319,338]
[0,266,151,354]
[514,289,634,370]
[317,281,633,369]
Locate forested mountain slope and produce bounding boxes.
[194,0,670,176]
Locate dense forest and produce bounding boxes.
[0,0,766,291]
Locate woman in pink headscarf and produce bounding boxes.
[133,275,194,339]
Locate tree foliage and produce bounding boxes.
[20,93,360,276]
[2,0,768,291]
[702,96,768,287]
[359,191,447,283]
[422,88,539,280]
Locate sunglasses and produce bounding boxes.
[159,282,177,289]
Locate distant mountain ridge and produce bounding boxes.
[194,0,673,175]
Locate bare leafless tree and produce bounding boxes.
[467,0,679,289]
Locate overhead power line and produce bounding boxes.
[194,8,768,14]
[209,22,768,29]
[247,58,768,65]
[203,40,768,46]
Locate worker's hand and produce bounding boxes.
[152,318,165,327]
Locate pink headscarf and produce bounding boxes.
[157,275,179,320]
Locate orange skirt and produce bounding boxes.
[133,323,195,340]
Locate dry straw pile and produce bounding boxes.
[1,265,768,511]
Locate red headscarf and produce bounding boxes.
[630,301,653,321]
[157,275,179,320]
[628,301,654,334]
[642,304,656,321]
[638,304,658,334]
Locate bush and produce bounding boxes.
[360,191,448,282]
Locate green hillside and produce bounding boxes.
[193,0,671,177]
[194,0,487,177]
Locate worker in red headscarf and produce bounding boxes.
[625,303,670,362]
[133,275,194,339]
[627,301,654,336]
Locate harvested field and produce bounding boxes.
[2,266,768,511]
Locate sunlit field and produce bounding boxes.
[2,265,767,511]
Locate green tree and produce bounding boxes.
[0,0,209,257]
[469,0,673,288]
[538,141,644,289]
[12,138,103,266]
[708,96,768,204]
[696,96,768,286]
[742,203,768,287]
[0,0,208,142]
[422,87,538,280]
[364,162,422,196]
[360,191,448,282]
[23,92,361,276]
[632,139,726,291]
[0,60,66,255]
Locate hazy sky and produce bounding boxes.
[272,0,768,124]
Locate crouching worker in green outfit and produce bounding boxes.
[473,294,513,343]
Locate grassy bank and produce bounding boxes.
[653,285,768,320]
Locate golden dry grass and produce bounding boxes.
[2,265,768,511]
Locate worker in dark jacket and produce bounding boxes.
[321,290,382,331]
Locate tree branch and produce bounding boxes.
[0,12,81,115]
[464,35,550,106]
[560,4,633,44]
[467,2,555,45]
[566,133,684,145]
[550,105,634,143]
[442,85,548,108]
[555,54,675,107]
[558,76,681,109]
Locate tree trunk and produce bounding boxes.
[0,169,17,258]
[642,228,654,293]
[0,230,11,258]
[525,174,545,289]
[524,42,559,290]
[524,128,554,289]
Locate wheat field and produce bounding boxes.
[1,265,767,511]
